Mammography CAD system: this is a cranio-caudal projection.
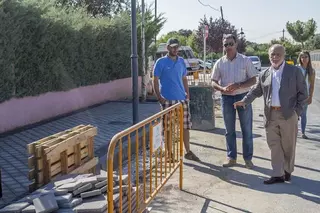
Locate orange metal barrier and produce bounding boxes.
[107,103,184,213]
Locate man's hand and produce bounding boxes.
[158,96,166,105]
[307,96,313,105]
[225,83,240,92]
[233,101,246,109]
[186,93,190,100]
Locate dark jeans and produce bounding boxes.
[221,93,253,160]
[300,105,308,134]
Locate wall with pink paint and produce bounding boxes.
[0,77,141,134]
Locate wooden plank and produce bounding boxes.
[37,147,89,183]
[36,140,88,171]
[60,151,68,175]
[27,125,85,155]
[34,125,89,157]
[74,144,81,167]
[44,127,97,160]
[28,169,35,181]
[70,157,99,174]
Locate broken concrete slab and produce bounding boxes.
[79,176,98,186]
[59,198,82,209]
[54,189,69,196]
[56,193,73,205]
[94,180,107,189]
[33,193,59,213]
[74,174,94,181]
[73,183,93,196]
[54,178,75,188]
[21,205,36,213]
[73,195,107,213]
[80,189,101,199]
[0,202,30,213]
[58,181,82,192]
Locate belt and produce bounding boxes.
[271,106,281,110]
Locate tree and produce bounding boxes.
[270,38,301,58]
[286,19,317,48]
[305,34,320,50]
[56,0,129,17]
[195,16,243,54]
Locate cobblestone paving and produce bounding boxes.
[0,101,160,208]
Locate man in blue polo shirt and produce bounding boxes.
[153,38,200,161]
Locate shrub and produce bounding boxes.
[0,0,162,103]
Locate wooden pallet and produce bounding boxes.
[27,125,98,192]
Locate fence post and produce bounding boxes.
[179,104,184,190]
[107,152,114,213]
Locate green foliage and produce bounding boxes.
[305,34,320,50]
[0,0,164,103]
[195,17,245,54]
[286,19,317,48]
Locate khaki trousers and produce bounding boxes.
[266,109,298,177]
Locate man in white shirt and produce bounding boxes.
[211,34,258,168]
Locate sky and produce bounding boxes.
[145,0,320,44]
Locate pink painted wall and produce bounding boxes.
[0,77,141,134]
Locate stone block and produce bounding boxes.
[56,193,73,205]
[59,198,82,209]
[100,185,107,194]
[73,183,93,196]
[80,189,101,199]
[74,174,94,181]
[54,189,69,196]
[22,205,36,213]
[55,209,75,213]
[33,193,59,213]
[73,195,107,213]
[94,180,107,189]
[0,202,30,213]
[79,177,98,186]
[58,181,82,192]
[54,178,75,188]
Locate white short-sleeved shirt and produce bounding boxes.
[211,53,258,95]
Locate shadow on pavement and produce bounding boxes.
[184,161,320,205]
[182,190,252,213]
[190,142,320,174]
[197,128,262,139]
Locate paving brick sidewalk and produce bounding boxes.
[0,101,160,208]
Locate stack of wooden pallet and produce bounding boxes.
[27,125,98,192]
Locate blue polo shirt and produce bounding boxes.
[153,55,187,100]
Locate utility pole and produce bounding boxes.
[131,0,139,124]
[203,25,209,83]
[282,29,285,41]
[141,0,146,102]
[154,0,157,46]
[220,6,224,21]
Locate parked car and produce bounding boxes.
[248,56,261,71]
[198,59,212,70]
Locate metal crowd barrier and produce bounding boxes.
[107,103,184,213]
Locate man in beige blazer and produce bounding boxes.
[234,44,308,184]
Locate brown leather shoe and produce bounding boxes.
[245,160,254,169]
[222,159,237,167]
[263,176,285,185]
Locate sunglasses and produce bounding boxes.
[223,42,234,47]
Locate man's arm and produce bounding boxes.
[183,76,190,99]
[242,74,263,105]
[295,67,308,115]
[226,58,257,91]
[153,59,165,103]
[211,60,227,92]
[153,76,161,99]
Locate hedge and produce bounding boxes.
[0,0,135,103]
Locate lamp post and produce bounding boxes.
[131,0,139,124]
